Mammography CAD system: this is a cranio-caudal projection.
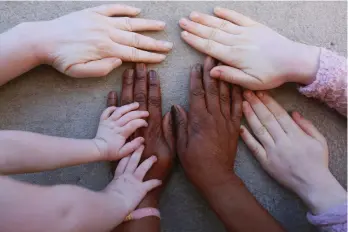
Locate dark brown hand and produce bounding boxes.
[172,56,285,232]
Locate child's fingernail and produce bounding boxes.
[240,126,244,134]
[190,12,199,19]
[257,91,264,98]
[179,18,188,26]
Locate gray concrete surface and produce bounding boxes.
[0,1,346,232]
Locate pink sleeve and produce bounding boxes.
[298,48,347,116]
[307,202,347,232]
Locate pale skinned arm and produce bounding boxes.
[0,103,149,175]
[0,4,173,86]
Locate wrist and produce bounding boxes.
[92,138,108,161]
[286,42,320,85]
[137,193,160,208]
[297,170,347,215]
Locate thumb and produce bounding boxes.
[171,105,188,157]
[65,57,122,78]
[210,65,260,90]
[292,111,327,146]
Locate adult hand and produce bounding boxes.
[179,7,320,90]
[240,90,347,214]
[35,4,173,78]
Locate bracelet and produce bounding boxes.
[124,207,161,222]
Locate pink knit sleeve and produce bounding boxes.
[299,48,347,116]
[307,202,347,232]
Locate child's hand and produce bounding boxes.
[93,102,149,161]
[104,145,161,215]
[35,4,172,78]
[179,7,320,90]
[240,90,346,214]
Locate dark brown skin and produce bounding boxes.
[107,64,174,232]
[172,56,285,232]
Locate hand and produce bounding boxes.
[240,90,347,214]
[34,4,173,78]
[179,7,320,90]
[171,56,242,193]
[104,145,162,216]
[107,63,174,203]
[93,102,149,161]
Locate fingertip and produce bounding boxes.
[210,68,221,79]
[189,11,199,20]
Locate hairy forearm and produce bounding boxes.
[112,195,161,232]
[0,22,44,86]
[0,176,125,232]
[0,130,100,174]
[193,173,285,232]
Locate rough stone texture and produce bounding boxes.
[0,2,346,232]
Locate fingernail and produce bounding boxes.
[181,31,188,37]
[152,155,158,161]
[134,8,141,14]
[257,91,264,98]
[239,126,244,134]
[190,12,199,19]
[294,111,302,119]
[162,41,173,49]
[148,70,157,84]
[108,91,117,99]
[215,6,222,12]
[194,64,203,73]
[244,90,252,98]
[179,18,188,26]
[126,68,134,77]
[137,63,146,71]
[157,21,166,28]
[210,69,221,78]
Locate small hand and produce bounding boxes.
[104,145,162,215]
[94,102,149,161]
[240,90,346,214]
[36,4,173,78]
[179,7,320,90]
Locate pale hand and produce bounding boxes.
[93,102,149,161]
[104,146,162,215]
[240,90,347,214]
[34,4,173,78]
[179,7,320,90]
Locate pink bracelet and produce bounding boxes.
[124,207,161,222]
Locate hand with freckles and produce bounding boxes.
[171,56,285,232]
[107,63,175,232]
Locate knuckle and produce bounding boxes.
[132,33,140,47]
[209,28,218,40]
[130,48,138,62]
[255,125,267,136]
[204,39,213,52]
[134,92,147,104]
[148,96,161,108]
[219,92,230,103]
[207,83,219,97]
[124,17,133,31]
[219,20,228,30]
[192,88,205,98]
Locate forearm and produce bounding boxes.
[112,195,161,232]
[0,130,100,174]
[192,172,285,232]
[0,22,44,86]
[0,176,125,232]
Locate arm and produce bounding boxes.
[0,176,126,232]
[0,4,172,85]
[299,48,347,116]
[0,103,148,175]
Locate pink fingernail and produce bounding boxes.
[179,18,188,26]
[190,12,199,19]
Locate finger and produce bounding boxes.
[142,179,162,192]
[121,119,148,138]
[65,58,122,78]
[121,69,135,105]
[107,91,118,107]
[214,7,257,27]
[240,125,267,165]
[189,11,242,34]
[111,44,166,63]
[134,63,148,111]
[124,145,144,173]
[171,105,188,156]
[203,56,220,116]
[116,110,149,126]
[134,156,157,180]
[114,156,130,178]
[181,31,231,64]
[256,91,301,134]
[244,90,286,141]
[190,64,207,112]
[100,106,117,120]
[112,17,166,31]
[179,18,239,46]
[110,102,140,120]
[110,30,173,52]
[292,112,327,145]
[219,80,231,119]
[210,66,262,90]
[163,112,175,154]
[148,70,162,120]
[90,4,141,17]
[231,85,243,125]
[119,137,145,159]
[243,101,274,147]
